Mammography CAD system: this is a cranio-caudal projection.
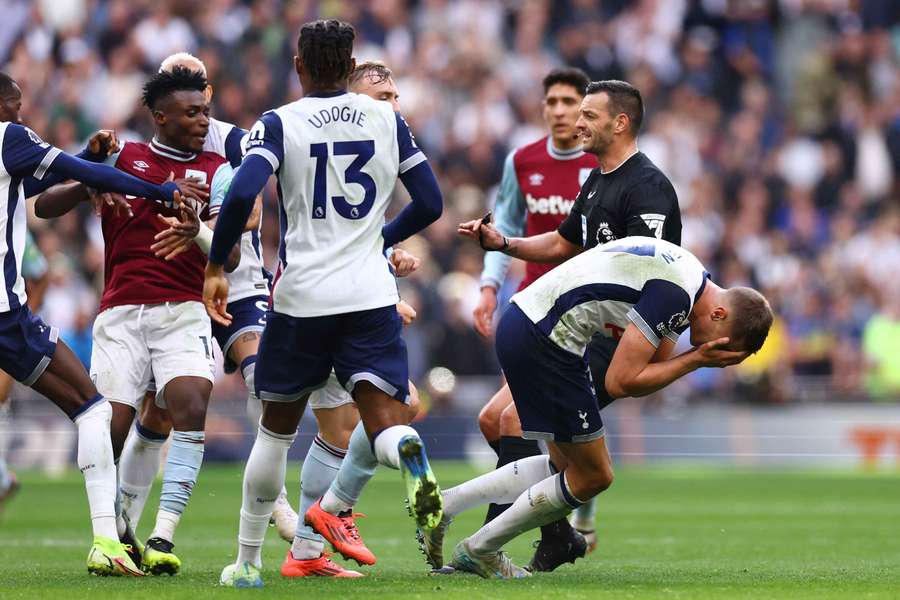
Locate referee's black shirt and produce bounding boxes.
[557,151,681,249]
[555,150,681,409]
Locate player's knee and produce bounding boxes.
[584,466,614,496]
[478,403,501,441]
[498,403,521,437]
[109,402,135,457]
[405,381,421,422]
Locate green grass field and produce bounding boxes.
[1,462,899,599]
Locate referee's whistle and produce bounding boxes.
[480,211,493,226]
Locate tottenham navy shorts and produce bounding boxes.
[211,295,267,374]
[0,305,58,386]
[496,303,604,443]
[254,305,408,404]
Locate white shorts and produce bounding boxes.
[90,302,215,409]
[307,372,355,410]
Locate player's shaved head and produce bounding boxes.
[0,73,22,123]
[142,66,208,110]
[297,19,355,88]
[724,287,773,353]
[160,52,207,78]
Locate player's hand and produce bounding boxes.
[692,337,751,368]
[458,212,508,251]
[473,286,498,338]
[390,247,420,277]
[396,300,417,326]
[203,262,232,326]
[87,188,133,218]
[152,203,201,260]
[87,129,119,157]
[167,172,209,203]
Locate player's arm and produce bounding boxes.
[0,125,184,203]
[23,129,119,198]
[33,181,90,218]
[480,151,525,289]
[459,221,581,263]
[460,170,588,263]
[206,112,282,325]
[382,113,443,247]
[223,124,263,232]
[473,150,526,336]
[605,280,746,398]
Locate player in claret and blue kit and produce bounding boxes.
[207,20,443,587]
[0,71,194,576]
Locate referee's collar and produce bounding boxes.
[599,148,639,174]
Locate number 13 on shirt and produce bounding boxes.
[309,140,376,221]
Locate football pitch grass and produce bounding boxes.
[1,462,898,599]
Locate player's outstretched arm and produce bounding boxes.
[23,130,119,198]
[458,216,580,264]
[45,151,183,203]
[605,324,749,399]
[383,160,443,247]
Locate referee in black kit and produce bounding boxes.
[457,79,681,566]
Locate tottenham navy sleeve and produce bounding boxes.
[224,125,248,168]
[3,124,176,201]
[382,112,442,247]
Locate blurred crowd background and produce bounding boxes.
[2,0,899,408]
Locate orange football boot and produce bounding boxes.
[281,552,363,578]
[304,498,376,565]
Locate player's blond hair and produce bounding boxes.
[349,60,393,89]
[159,52,207,78]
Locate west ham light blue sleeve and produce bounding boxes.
[209,153,272,265]
[243,112,284,172]
[382,160,443,248]
[627,279,693,348]
[480,150,525,289]
[395,112,426,174]
[207,162,235,217]
[224,125,248,168]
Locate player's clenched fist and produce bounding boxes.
[203,263,232,326]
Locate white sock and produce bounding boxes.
[236,424,296,568]
[372,424,418,470]
[119,422,167,530]
[468,472,582,554]
[150,509,180,543]
[74,399,118,540]
[573,496,597,530]
[442,455,553,519]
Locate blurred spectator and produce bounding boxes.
[0,0,895,403]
